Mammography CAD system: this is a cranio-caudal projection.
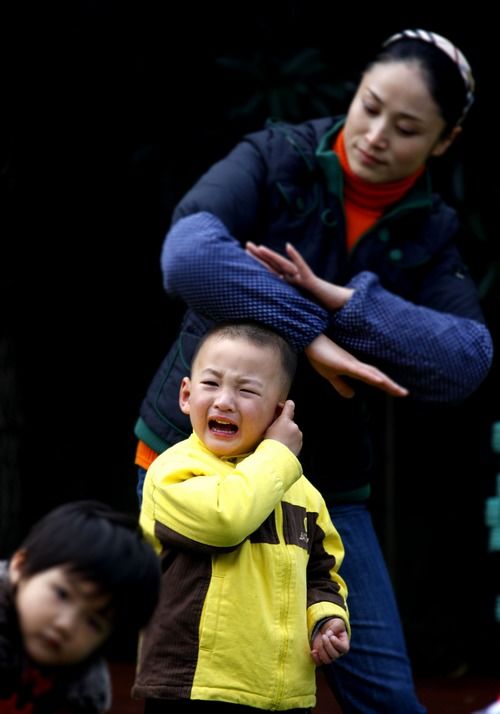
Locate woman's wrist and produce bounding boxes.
[314,279,354,310]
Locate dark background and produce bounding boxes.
[2,2,500,676]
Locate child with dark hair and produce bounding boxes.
[133,321,349,712]
[0,499,161,713]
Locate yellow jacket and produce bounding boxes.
[133,433,349,710]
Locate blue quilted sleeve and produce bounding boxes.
[330,271,493,401]
[161,211,329,350]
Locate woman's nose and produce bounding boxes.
[366,119,388,148]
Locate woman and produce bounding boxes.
[135,29,493,713]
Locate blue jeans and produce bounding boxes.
[137,466,147,507]
[324,502,426,713]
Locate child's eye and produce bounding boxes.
[53,585,70,601]
[240,388,258,395]
[86,615,107,633]
[201,380,218,387]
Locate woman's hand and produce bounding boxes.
[246,241,353,310]
[305,334,409,399]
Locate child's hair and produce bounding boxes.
[192,321,298,394]
[14,500,160,631]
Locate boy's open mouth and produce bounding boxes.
[209,418,238,434]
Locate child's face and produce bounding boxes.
[179,335,285,457]
[9,554,113,667]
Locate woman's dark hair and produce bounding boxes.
[14,500,160,631]
[369,38,469,134]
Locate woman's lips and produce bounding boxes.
[356,145,386,166]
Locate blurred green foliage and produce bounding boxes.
[216,48,355,127]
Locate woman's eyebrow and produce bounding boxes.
[366,87,425,123]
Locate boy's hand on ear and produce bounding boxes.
[264,400,303,456]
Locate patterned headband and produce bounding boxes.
[382,28,475,123]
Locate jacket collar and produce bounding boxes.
[315,118,434,219]
[189,432,252,465]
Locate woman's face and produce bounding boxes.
[343,60,457,183]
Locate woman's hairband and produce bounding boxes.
[382,29,475,123]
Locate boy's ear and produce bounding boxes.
[179,377,192,415]
[9,549,27,585]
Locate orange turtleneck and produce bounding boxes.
[333,129,424,251]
